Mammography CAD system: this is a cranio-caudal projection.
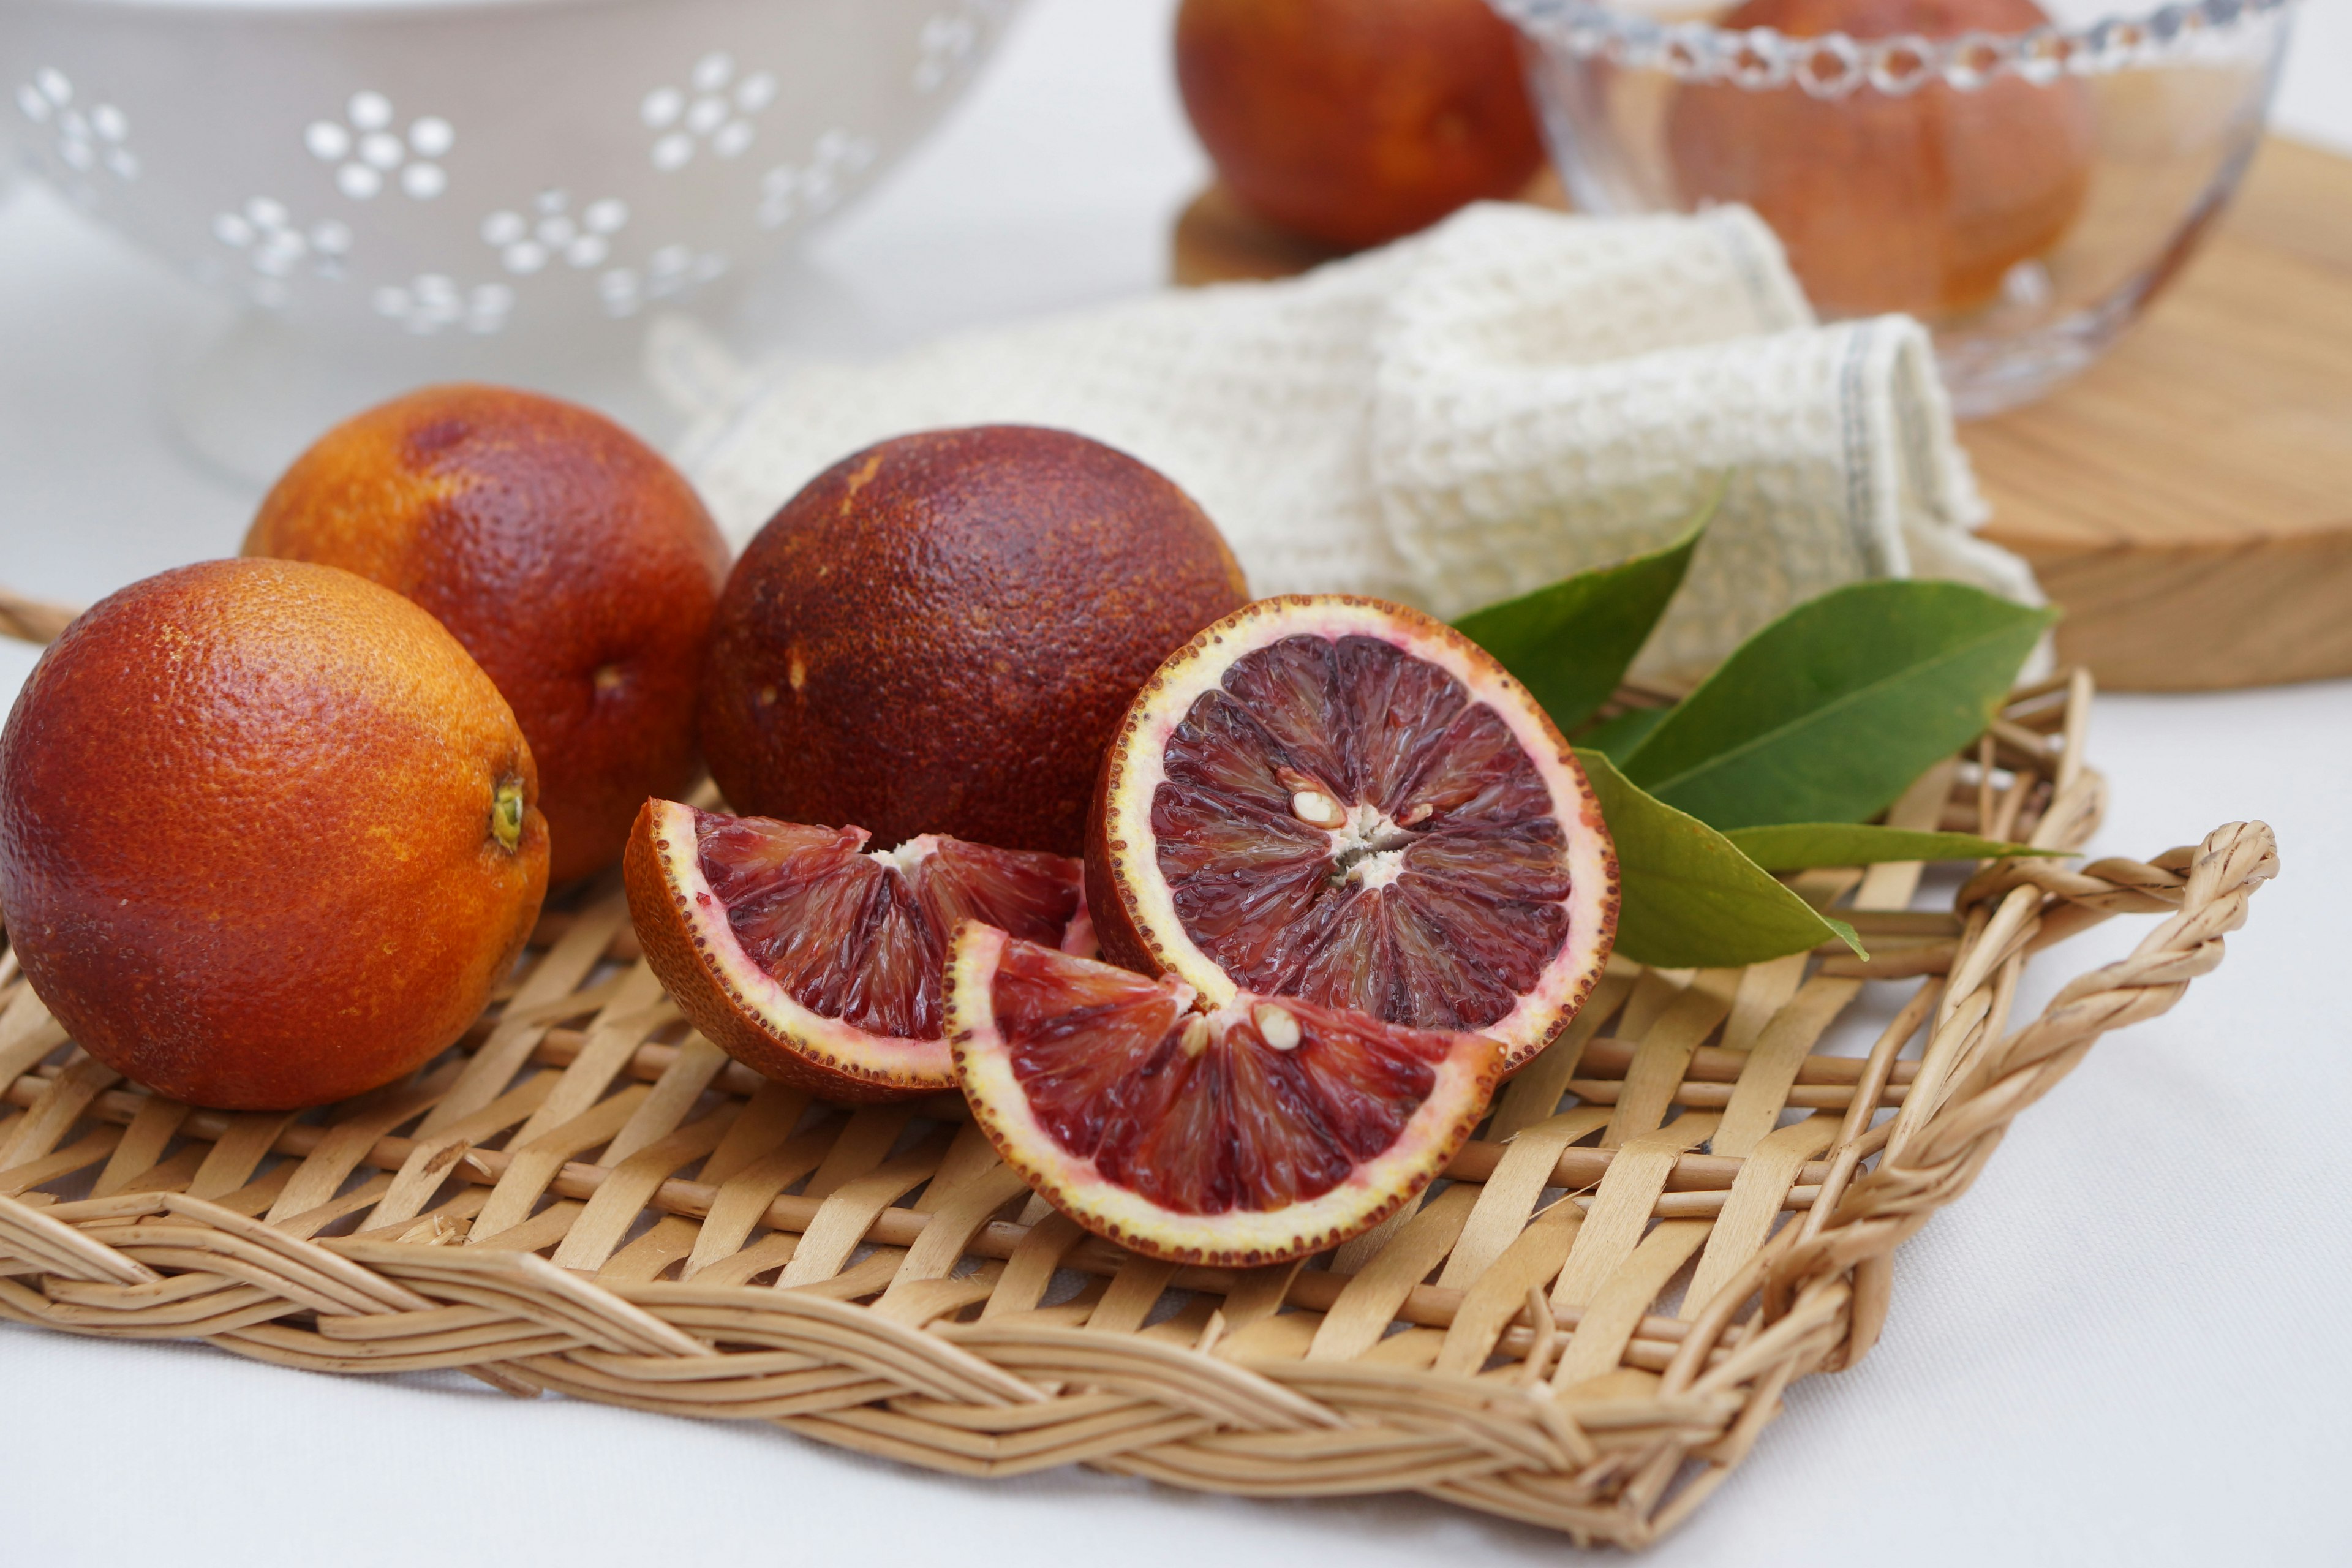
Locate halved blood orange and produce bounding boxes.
[1087,595,1617,1073]
[625,799,1087,1102]
[949,923,1502,1266]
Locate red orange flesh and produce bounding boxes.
[625,799,1085,1102]
[951,924,1501,1266]
[1089,595,1616,1074]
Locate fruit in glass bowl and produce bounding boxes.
[1493,0,2294,413]
[1663,0,2095,318]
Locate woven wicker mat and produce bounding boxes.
[0,670,2277,1548]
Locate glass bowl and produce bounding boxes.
[1493,0,2294,415]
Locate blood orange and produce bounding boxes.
[949,923,1501,1266]
[247,385,729,884]
[698,426,1248,859]
[1088,595,1616,1072]
[0,560,548,1110]
[1175,0,1547,251]
[625,799,1085,1102]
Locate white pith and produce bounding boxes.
[648,798,951,1085]
[867,835,940,878]
[1324,800,1412,893]
[1103,595,1619,1067]
[949,924,1497,1265]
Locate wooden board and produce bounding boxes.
[1966,138,2352,691]
[1171,138,2352,692]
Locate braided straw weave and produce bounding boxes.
[0,620,2276,1547]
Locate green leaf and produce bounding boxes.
[1453,487,1717,735]
[1580,750,1864,969]
[1617,581,2056,831]
[1577,704,1670,761]
[1722,824,2067,871]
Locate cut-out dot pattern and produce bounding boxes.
[596,244,727,318]
[480,190,631,276]
[211,195,355,298]
[639,51,778,173]
[14,67,140,186]
[306,93,452,202]
[17,26,954,332]
[916,1,1012,93]
[372,274,515,336]
[756,129,878,230]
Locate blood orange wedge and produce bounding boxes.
[949,923,1502,1266]
[625,799,1087,1102]
[1087,595,1617,1073]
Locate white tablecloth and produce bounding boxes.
[4,3,2348,1562]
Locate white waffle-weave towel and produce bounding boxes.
[675,202,2038,676]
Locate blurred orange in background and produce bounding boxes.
[1175,0,1547,250]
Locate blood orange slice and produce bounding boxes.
[949,923,1501,1266]
[625,799,1086,1102]
[1088,595,1617,1073]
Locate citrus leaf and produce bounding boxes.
[1578,704,1670,761]
[1617,581,2056,831]
[1723,823,2067,870]
[1453,488,1716,735]
[1580,749,1864,968]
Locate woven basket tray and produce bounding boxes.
[0,658,2277,1548]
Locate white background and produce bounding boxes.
[3,2,2350,1563]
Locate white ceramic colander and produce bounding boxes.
[1,0,1021,342]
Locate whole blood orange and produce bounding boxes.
[1665,0,2095,318]
[1089,595,1616,1073]
[699,426,1248,858]
[951,923,1501,1266]
[0,559,549,1110]
[1176,0,1547,250]
[246,384,729,884]
[625,798,1087,1102]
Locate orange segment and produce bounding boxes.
[625,800,1084,1102]
[952,924,1502,1267]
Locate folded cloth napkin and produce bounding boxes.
[675,202,2038,677]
